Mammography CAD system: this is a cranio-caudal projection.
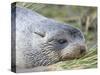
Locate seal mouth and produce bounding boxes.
[60,50,86,61]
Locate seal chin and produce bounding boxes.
[60,54,82,61]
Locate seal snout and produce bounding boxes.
[60,43,87,60]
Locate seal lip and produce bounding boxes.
[60,50,87,61]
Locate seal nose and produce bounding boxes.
[80,46,86,55]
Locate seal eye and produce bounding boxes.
[57,39,67,44]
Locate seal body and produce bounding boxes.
[12,7,86,72]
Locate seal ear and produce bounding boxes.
[34,31,45,38]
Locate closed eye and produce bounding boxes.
[57,39,67,44]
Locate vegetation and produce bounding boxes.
[16,2,97,70]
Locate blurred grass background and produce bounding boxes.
[16,2,97,70]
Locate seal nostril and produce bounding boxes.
[80,46,86,54]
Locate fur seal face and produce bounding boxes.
[32,19,86,61]
[13,7,86,68]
